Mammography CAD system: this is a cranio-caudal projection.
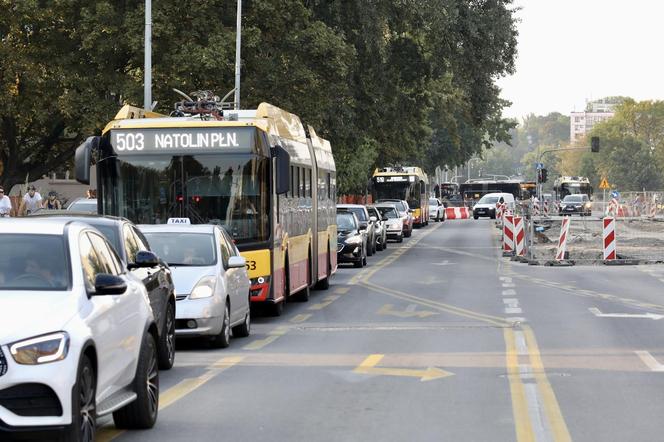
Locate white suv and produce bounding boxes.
[0,219,159,441]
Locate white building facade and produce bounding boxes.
[570,99,617,142]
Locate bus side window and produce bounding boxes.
[289,165,294,198]
[299,167,304,198]
[306,168,312,198]
[326,173,331,200]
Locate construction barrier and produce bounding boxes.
[503,214,514,253]
[514,216,526,256]
[603,217,616,260]
[445,207,470,220]
[543,201,549,217]
[555,216,571,261]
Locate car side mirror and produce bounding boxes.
[93,273,127,296]
[227,256,246,269]
[128,250,160,269]
[369,216,377,223]
[382,216,388,222]
[359,222,368,230]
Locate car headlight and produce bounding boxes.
[190,275,216,299]
[10,332,69,365]
[345,235,363,245]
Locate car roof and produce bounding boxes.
[29,213,127,226]
[138,224,218,234]
[0,218,88,235]
[337,204,366,209]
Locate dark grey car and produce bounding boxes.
[337,204,377,256]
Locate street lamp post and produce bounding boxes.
[144,0,152,111]
[234,0,242,110]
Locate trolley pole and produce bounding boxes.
[144,0,152,111]
[234,0,242,110]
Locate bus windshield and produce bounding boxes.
[99,153,270,244]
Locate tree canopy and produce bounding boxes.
[0,0,519,193]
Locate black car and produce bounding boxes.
[336,211,368,268]
[30,213,177,369]
[559,194,592,216]
[337,204,377,256]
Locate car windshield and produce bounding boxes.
[479,196,500,204]
[68,200,97,213]
[429,198,439,205]
[337,213,357,231]
[0,234,70,290]
[563,195,583,203]
[376,207,398,219]
[141,232,216,266]
[345,207,367,221]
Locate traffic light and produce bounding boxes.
[591,136,600,153]
[538,168,548,183]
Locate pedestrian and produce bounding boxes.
[43,191,62,210]
[86,188,96,199]
[0,186,12,217]
[19,185,42,216]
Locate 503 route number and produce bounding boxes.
[115,133,145,151]
[245,260,257,271]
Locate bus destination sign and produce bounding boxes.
[110,127,254,153]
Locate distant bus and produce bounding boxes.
[75,101,337,316]
[435,182,459,199]
[459,180,522,204]
[553,176,592,200]
[520,181,537,199]
[371,166,430,227]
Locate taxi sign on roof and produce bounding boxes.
[167,218,191,224]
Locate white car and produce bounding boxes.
[139,223,251,348]
[472,192,515,219]
[375,205,404,243]
[0,219,159,441]
[428,197,446,222]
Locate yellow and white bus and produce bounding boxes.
[372,166,430,227]
[75,101,336,315]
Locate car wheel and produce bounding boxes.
[232,307,251,338]
[367,238,374,256]
[64,355,96,442]
[210,302,231,348]
[473,215,479,220]
[157,302,176,370]
[353,257,363,268]
[404,229,411,238]
[362,252,367,266]
[397,234,403,243]
[383,236,388,249]
[113,333,159,429]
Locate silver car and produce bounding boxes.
[139,224,251,348]
[367,205,388,251]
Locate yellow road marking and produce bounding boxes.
[334,286,350,294]
[354,354,454,382]
[376,303,439,318]
[96,356,244,442]
[523,326,572,442]
[243,326,289,350]
[290,313,312,323]
[504,328,535,442]
[308,295,341,311]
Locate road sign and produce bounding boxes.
[611,190,620,198]
[599,178,610,189]
[536,162,544,170]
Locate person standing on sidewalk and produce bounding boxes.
[0,186,12,217]
[19,185,42,216]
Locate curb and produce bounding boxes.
[544,260,575,267]
[603,259,639,266]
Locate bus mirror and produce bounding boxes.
[272,145,290,195]
[75,136,100,185]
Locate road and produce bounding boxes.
[98,219,664,442]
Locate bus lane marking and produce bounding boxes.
[96,356,244,442]
[308,295,341,311]
[353,354,454,382]
[635,351,664,372]
[290,313,312,324]
[376,303,439,318]
[243,326,289,351]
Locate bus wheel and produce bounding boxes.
[270,301,284,317]
[314,251,331,290]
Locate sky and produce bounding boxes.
[498,0,664,120]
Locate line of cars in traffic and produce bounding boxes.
[336,198,446,267]
[0,213,252,441]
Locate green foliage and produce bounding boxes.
[0,0,518,192]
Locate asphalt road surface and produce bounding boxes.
[97,219,664,442]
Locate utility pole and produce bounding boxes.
[144,0,152,111]
[234,0,242,110]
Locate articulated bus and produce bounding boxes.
[75,102,336,315]
[553,176,593,200]
[459,179,522,205]
[371,166,429,227]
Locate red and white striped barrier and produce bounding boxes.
[445,207,470,220]
[503,214,514,253]
[533,199,540,216]
[603,217,616,260]
[496,203,503,221]
[543,201,549,217]
[514,216,526,256]
[555,217,571,260]
[650,202,657,218]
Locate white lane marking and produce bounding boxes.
[502,289,517,296]
[502,283,516,288]
[499,276,513,283]
[505,307,523,314]
[507,317,526,324]
[514,330,528,356]
[432,260,456,266]
[635,351,664,372]
[503,298,519,306]
[589,307,664,320]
